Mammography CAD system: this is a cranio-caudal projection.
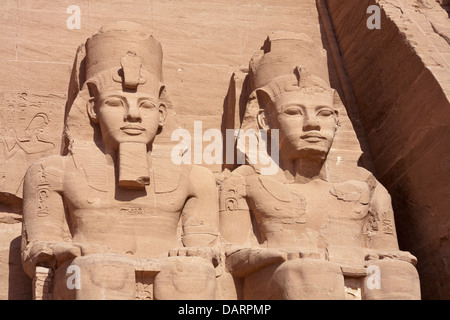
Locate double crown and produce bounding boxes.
[249,31,330,95]
[85,21,164,95]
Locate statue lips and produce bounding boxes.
[300,132,326,143]
[120,124,146,135]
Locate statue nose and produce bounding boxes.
[303,115,321,131]
[124,104,142,122]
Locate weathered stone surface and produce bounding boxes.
[327,0,450,299]
[0,221,32,300]
[0,0,448,300]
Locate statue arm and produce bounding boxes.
[21,157,80,277]
[365,179,417,264]
[366,181,399,250]
[168,166,220,266]
[218,169,255,245]
[363,177,421,299]
[181,165,219,247]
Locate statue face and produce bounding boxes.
[268,87,337,160]
[90,89,166,150]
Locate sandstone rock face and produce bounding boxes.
[0,218,32,300]
[0,0,448,300]
[327,0,450,299]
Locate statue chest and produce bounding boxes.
[247,176,371,230]
[62,168,187,222]
[59,169,188,256]
[246,176,372,253]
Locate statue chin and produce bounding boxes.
[287,145,330,162]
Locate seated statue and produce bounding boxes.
[21,22,219,300]
[220,32,421,300]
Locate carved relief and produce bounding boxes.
[135,271,155,300]
[0,91,65,197]
[381,211,395,235]
[33,267,53,300]
[36,165,51,218]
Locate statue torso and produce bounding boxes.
[246,174,371,265]
[59,155,189,259]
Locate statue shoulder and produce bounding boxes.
[218,165,258,192]
[231,165,257,177]
[354,166,391,199]
[337,166,393,212]
[24,155,68,192]
[25,155,67,179]
[189,164,216,186]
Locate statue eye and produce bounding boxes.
[139,100,157,109]
[317,109,334,117]
[284,107,303,116]
[105,98,123,107]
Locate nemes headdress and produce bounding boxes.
[63,21,169,146]
[238,31,364,180]
[63,22,182,193]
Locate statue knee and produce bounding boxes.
[53,254,136,300]
[154,256,216,300]
[270,259,346,300]
[363,260,421,300]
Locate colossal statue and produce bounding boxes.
[20,22,421,300]
[21,22,219,300]
[220,32,421,300]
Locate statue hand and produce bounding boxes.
[169,246,221,267]
[27,241,113,268]
[225,247,288,277]
[224,247,322,277]
[26,241,58,268]
[365,250,418,266]
[52,242,82,265]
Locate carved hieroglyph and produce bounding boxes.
[219,32,421,300]
[21,22,219,300]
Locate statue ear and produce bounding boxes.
[255,88,273,110]
[158,84,168,129]
[257,109,270,131]
[86,97,98,124]
[332,89,341,127]
[255,88,272,131]
[158,102,167,128]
